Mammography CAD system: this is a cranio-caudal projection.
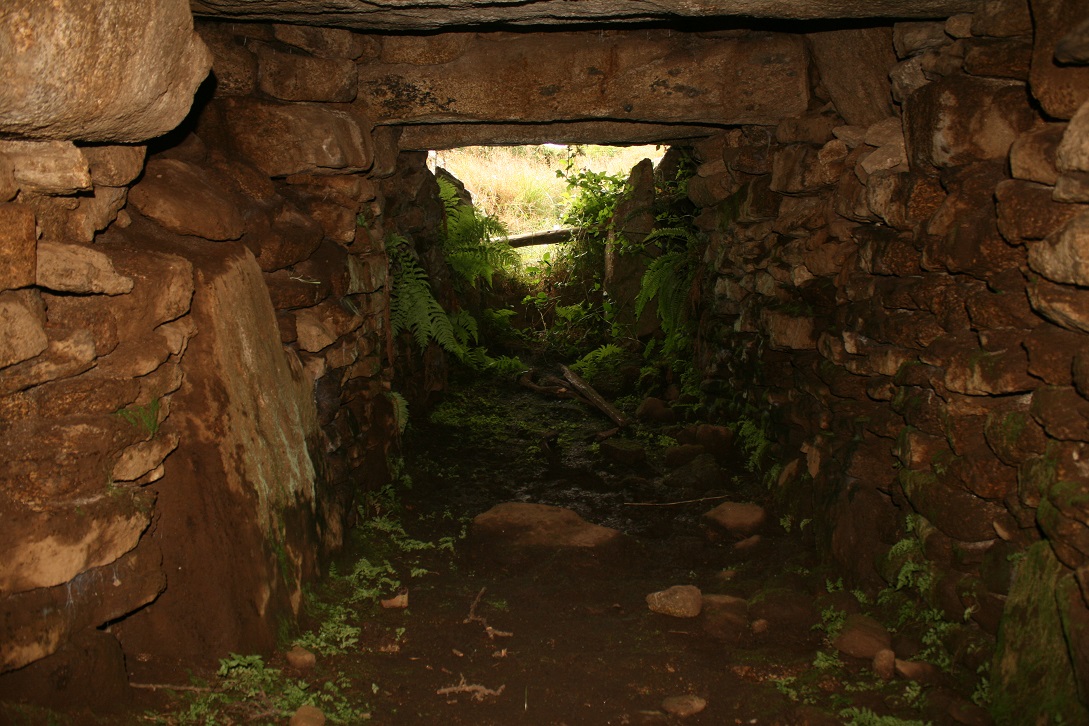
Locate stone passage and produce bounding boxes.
[1,0,1089,723]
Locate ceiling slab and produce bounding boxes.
[190,0,980,31]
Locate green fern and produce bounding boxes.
[388,391,409,434]
[635,250,695,357]
[438,177,518,288]
[570,343,626,384]
[387,235,493,371]
[388,236,459,352]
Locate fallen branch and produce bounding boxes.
[464,587,513,640]
[130,682,215,693]
[559,365,628,428]
[623,494,733,507]
[436,675,506,701]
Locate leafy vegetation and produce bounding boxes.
[115,398,161,437]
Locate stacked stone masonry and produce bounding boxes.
[1,0,1089,720]
[690,1,1089,719]
[0,11,401,705]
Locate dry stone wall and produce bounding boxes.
[0,15,401,707]
[689,3,1089,721]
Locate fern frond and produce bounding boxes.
[388,391,410,434]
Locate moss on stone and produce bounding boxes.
[991,542,1088,725]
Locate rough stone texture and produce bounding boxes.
[256,47,357,103]
[1029,0,1089,120]
[289,705,327,726]
[0,0,211,142]
[472,502,621,548]
[129,159,245,240]
[0,291,48,369]
[904,75,1037,169]
[0,203,37,290]
[1010,123,1065,185]
[1056,101,1089,203]
[357,31,809,127]
[1028,211,1089,286]
[274,24,369,59]
[646,585,703,618]
[36,241,135,295]
[992,542,1089,723]
[1,141,91,195]
[114,241,324,670]
[190,0,977,30]
[807,27,896,127]
[219,98,374,177]
[81,145,147,187]
[833,614,892,659]
[397,121,721,150]
[703,502,767,537]
[661,695,707,717]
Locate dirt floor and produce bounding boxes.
[3,372,990,726]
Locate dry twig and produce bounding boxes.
[623,494,733,507]
[130,683,215,693]
[436,675,506,701]
[464,587,513,639]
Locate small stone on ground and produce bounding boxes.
[289,704,326,726]
[285,645,316,670]
[661,694,707,717]
[646,584,702,618]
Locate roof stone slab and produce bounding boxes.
[190,0,980,31]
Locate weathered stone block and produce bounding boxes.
[893,21,950,58]
[0,0,210,142]
[769,142,844,193]
[1010,123,1066,185]
[1024,324,1085,385]
[36,241,134,295]
[985,402,1048,466]
[257,47,357,103]
[972,0,1033,38]
[220,98,374,178]
[1029,276,1089,334]
[0,538,163,676]
[129,158,246,241]
[1029,0,1089,120]
[0,485,153,594]
[357,31,809,126]
[1056,101,1089,203]
[1031,386,1089,440]
[0,203,36,290]
[80,145,147,187]
[0,291,48,369]
[197,22,258,97]
[963,37,1033,80]
[31,186,128,244]
[1028,210,1089,287]
[1,140,91,195]
[899,468,1008,542]
[265,269,332,311]
[243,203,324,273]
[943,346,1036,396]
[904,75,1036,169]
[274,24,370,59]
[996,179,1085,242]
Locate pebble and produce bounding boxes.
[289,704,326,726]
[661,694,707,717]
[703,501,766,537]
[872,648,896,680]
[895,658,939,683]
[285,645,316,670]
[832,613,892,659]
[646,585,703,618]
